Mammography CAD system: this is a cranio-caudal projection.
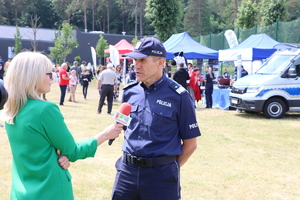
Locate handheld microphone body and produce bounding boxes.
[109,103,132,145]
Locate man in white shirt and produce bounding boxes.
[97,63,118,114]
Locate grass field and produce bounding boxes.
[0,80,299,200]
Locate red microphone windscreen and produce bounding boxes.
[118,103,131,116]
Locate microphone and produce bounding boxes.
[108,102,132,145]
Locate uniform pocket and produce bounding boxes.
[151,106,177,135]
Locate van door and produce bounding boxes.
[286,63,300,111]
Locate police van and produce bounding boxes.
[229,49,300,119]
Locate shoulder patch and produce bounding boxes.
[169,81,186,95]
[123,81,139,90]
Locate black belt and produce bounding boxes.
[102,84,114,86]
[124,153,177,168]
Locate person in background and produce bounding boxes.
[190,67,202,107]
[204,66,215,108]
[111,37,200,200]
[114,64,122,102]
[59,62,70,106]
[241,66,248,78]
[96,65,105,76]
[97,63,118,114]
[223,68,230,77]
[86,62,94,80]
[0,56,4,80]
[164,62,172,78]
[80,61,87,71]
[66,62,70,72]
[173,62,190,89]
[187,63,196,106]
[70,61,81,84]
[81,69,92,100]
[129,64,136,82]
[231,65,248,84]
[2,51,123,200]
[5,58,11,70]
[68,70,78,103]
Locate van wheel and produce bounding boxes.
[263,98,286,119]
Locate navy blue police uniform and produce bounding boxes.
[111,74,201,200]
[205,71,215,108]
[241,69,248,77]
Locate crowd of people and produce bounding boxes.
[44,60,125,113]
[172,61,216,109]
[1,52,247,112]
[0,37,202,199]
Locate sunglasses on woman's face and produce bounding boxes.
[46,72,53,79]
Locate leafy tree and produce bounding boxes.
[131,36,139,46]
[0,0,7,24]
[145,0,183,42]
[285,0,300,21]
[14,26,22,55]
[96,34,108,57]
[261,0,287,26]
[52,0,73,23]
[74,56,81,62]
[184,0,211,36]
[50,22,78,63]
[15,0,59,28]
[236,0,258,29]
[203,0,245,33]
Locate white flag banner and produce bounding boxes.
[224,30,238,49]
[90,46,97,67]
[109,45,120,66]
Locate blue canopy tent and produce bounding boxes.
[219,33,280,61]
[163,32,218,59]
[219,33,280,74]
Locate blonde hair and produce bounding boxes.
[3,51,53,124]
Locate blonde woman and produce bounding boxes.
[2,51,123,200]
[68,69,77,103]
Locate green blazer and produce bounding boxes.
[5,99,98,200]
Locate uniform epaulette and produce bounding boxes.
[123,81,139,90]
[169,81,186,95]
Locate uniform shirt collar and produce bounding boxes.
[141,74,165,90]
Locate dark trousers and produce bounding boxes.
[205,82,214,108]
[82,83,89,99]
[59,85,67,105]
[111,156,180,200]
[98,84,114,113]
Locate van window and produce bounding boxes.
[256,55,294,75]
[296,65,300,77]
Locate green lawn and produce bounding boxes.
[0,80,299,200]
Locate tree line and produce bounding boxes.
[1,0,299,42]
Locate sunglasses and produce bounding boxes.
[46,72,53,79]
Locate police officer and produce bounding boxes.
[241,66,248,77]
[204,66,215,108]
[111,37,201,200]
